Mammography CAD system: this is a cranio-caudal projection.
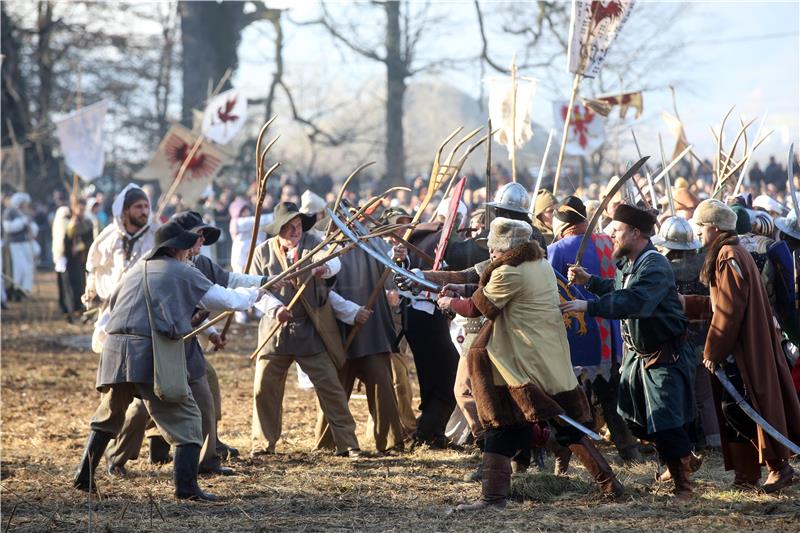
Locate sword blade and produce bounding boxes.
[574,156,649,267]
[557,414,603,441]
[326,208,442,293]
[714,368,800,455]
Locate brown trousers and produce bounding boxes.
[315,353,404,452]
[390,351,417,435]
[91,382,203,447]
[104,375,220,468]
[253,351,359,453]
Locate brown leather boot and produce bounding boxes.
[763,459,795,494]
[568,437,624,498]
[546,434,572,476]
[658,451,702,482]
[728,443,761,489]
[665,455,694,500]
[454,452,511,511]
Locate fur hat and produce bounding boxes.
[613,204,657,235]
[487,217,532,252]
[693,199,737,232]
[673,177,690,189]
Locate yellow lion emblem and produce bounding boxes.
[557,278,588,335]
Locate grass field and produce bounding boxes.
[1,273,798,531]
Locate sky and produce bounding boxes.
[235,0,799,167]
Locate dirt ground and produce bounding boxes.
[1,273,799,532]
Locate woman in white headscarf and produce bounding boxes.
[3,192,39,296]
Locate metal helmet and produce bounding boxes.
[652,216,702,251]
[775,212,800,241]
[485,182,530,214]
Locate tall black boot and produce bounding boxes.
[149,435,172,464]
[174,444,219,501]
[73,431,113,492]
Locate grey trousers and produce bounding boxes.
[91,382,203,447]
[104,376,219,468]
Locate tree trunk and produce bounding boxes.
[384,0,406,186]
[179,1,244,126]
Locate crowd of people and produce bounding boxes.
[2,152,800,508]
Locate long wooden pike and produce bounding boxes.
[184,186,401,341]
[343,131,491,349]
[217,118,279,340]
[658,134,675,217]
[734,110,768,194]
[713,132,773,199]
[719,117,756,186]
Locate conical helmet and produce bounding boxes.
[485,182,530,214]
[652,216,702,251]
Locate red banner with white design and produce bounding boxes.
[553,101,606,156]
[134,124,230,205]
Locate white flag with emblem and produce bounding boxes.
[54,99,109,181]
[567,0,636,79]
[486,77,538,160]
[201,88,247,145]
[553,100,606,156]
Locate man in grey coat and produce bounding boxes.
[73,221,263,500]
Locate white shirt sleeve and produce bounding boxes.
[328,290,361,325]
[2,215,28,233]
[227,271,265,289]
[198,284,260,311]
[254,290,284,317]
[323,256,341,278]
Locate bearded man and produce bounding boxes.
[563,204,697,499]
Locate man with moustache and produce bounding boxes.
[562,204,697,499]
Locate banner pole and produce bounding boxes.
[553,73,581,195]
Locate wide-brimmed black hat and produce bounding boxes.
[554,196,587,226]
[264,202,316,237]
[145,221,201,259]
[171,210,221,245]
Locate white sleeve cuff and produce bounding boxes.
[227,271,264,289]
[199,285,259,311]
[254,290,284,316]
[328,290,361,325]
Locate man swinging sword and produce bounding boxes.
[562,203,699,499]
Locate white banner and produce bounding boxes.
[201,88,247,145]
[487,77,538,160]
[567,0,635,78]
[553,100,606,156]
[54,99,109,181]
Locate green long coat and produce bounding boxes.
[585,243,696,435]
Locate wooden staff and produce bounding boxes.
[342,129,490,350]
[553,73,582,195]
[510,56,518,183]
[218,118,279,339]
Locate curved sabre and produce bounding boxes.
[326,208,441,292]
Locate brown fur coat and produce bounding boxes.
[467,242,591,428]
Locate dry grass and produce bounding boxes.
[1,273,799,531]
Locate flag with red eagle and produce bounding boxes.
[567,0,636,78]
[201,88,247,145]
[135,124,231,205]
[553,100,606,156]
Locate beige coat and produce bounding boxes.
[482,257,577,394]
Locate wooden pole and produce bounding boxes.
[553,73,581,195]
[510,56,518,183]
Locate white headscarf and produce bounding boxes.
[435,198,468,229]
[9,192,31,210]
